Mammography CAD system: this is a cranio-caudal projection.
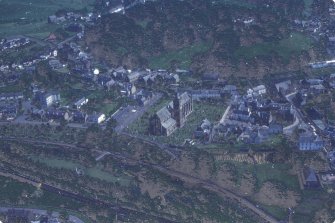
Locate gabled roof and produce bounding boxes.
[303,168,318,182]
[253,85,266,92]
[177,92,191,104]
[161,118,176,129]
[156,107,172,122]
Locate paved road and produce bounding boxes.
[113,93,162,133]
[219,104,231,124]
[283,109,300,135]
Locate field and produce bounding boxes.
[148,42,212,69]
[223,161,300,191]
[32,157,132,186]
[0,0,95,38]
[235,32,313,62]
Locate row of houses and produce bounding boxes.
[32,108,106,125]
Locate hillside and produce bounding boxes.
[85,0,322,77]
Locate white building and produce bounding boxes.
[247,85,266,97]
[74,97,88,109]
[86,113,106,124]
[44,93,61,107]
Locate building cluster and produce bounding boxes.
[149,92,193,136]
[0,37,30,52]
[0,92,22,121]
[48,11,99,24]
[30,89,106,125]
[1,208,64,223]
[212,84,289,144]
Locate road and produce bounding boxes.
[0,137,279,223]
[95,151,111,161]
[283,109,300,135]
[113,93,162,133]
[219,104,231,124]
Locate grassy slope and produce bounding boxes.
[148,42,212,69]
[235,32,313,62]
[32,156,132,186]
[0,0,94,38]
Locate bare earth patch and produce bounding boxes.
[254,182,300,208]
[138,172,170,205]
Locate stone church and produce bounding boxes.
[149,92,193,136]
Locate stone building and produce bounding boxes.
[149,92,193,136]
[173,92,193,128]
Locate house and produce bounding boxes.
[310,84,326,94]
[0,92,23,101]
[203,72,219,81]
[136,90,153,106]
[253,85,266,94]
[43,92,61,107]
[223,85,237,95]
[6,209,31,222]
[230,110,251,122]
[109,4,125,14]
[48,15,61,23]
[86,113,106,124]
[275,80,293,95]
[248,85,266,97]
[140,74,156,86]
[238,127,258,144]
[306,79,323,85]
[74,97,88,109]
[194,119,212,140]
[48,59,63,70]
[302,167,320,189]
[73,111,86,123]
[113,67,128,79]
[166,74,180,84]
[299,133,325,151]
[268,121,283,135]
[256,126,271,143]
[328,150,335,169]
[191,90,221,100]
[126,72,142,83]
[45,108,65,120]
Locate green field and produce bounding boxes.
[149,42,212,69]
[235,33,313,62]
[0,0,95,38]
[32,157,132,186]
